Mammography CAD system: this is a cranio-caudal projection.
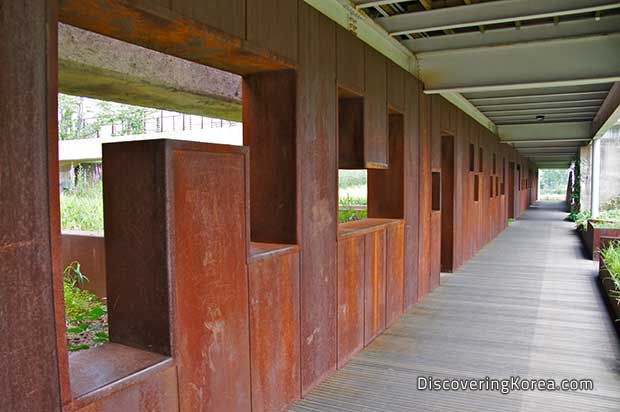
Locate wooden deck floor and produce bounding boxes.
[291,202,620,412]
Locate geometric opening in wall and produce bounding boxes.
[432,171,441,211]
[474,174,480,202]
[489,175,494,198]
[478,147,484,172]
[469,143,475,172]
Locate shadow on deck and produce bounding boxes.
[291,201,620,412]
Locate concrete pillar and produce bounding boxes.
[591,138,601,217]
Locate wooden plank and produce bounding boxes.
[247,0,298,62]
[337,236,366,368]
[243,70,297,244]
[0,1,62,410]
[337,26,365,96]
[364,229,387,345]
[249,251,301,412]
[298,2,338,395]
[385,223,405,327]
[364,46,388,169]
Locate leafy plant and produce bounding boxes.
[573,210,592,231]
[63,262,108,351]
[601,241,620,310]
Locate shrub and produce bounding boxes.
[601,241,620,306]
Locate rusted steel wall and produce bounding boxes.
[249,247,301,412]
[60,231,106,298]
[1,1,63,411]
[4,0,537,410]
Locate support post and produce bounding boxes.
[591,138,601,217]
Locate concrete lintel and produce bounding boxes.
[59,23,242,121]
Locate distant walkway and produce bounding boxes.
[291,201,620,412]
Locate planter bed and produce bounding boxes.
[582,220,620,260]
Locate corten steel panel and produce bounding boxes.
[59,0,295,76]
[441,135,455,273]
[439,97,451,135]
[336,26,365,96]
[364,46,388,169]
[73,358,179,412]
[364,229,387,345]
[368,114,405,219]
[172,145,251,412]
[508,162,516,219]
[0,1,62,410]
[430,96,442,171]
[453,112,465,271]
[338,97,365,169]
[418,93,432,301]
[430,212,442,290]
[61,232,107,298]
[337,236,365,368]
[403,76,420,310]
[103,141,171,355]
[171,0,245,39]
[385,223,405,327]
[247,0,298,62]
[298,2,338,395]
[243,70,297,244]
[249,251,301,412]
[387,62,405,113]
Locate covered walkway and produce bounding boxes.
[292,201,620,412]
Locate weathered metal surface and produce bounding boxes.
[387,61,405,113]
[249,249,301,412]
[403,75,421,310]
[368,114,405,219]
[103,141,171,355]
[418,92,432,300]
[338,97,365,169]
[298,2,338,395]
[430,211,442,289]
[61,231,106,298]
[385,222,405,327]
[441,135,455,273]
[293,202,620,412]
[243,70,297,244]
[337,236,365,368]
[364,229,387,345]
[59,0,295,76]
[73,356,179,412]
[364,46,389,169]
[69,344,169,398]
[171,0,245,39]
[0,1,62,411]
[336,25,365,96]
[171,143,251,412]
[247,0,298,62]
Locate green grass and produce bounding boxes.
[61,179,104,233]
[338,170,368,223]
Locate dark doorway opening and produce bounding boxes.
[508,162,516,219]
[441,134,454,272]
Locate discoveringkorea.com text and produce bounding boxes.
[417,376,594,395]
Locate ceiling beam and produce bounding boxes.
[503,139,590,144]
[483,106,601,116]
[499,121,591,141]
[375,0,620,36]
[403,14,620,52]
[592,82,620,138]
[421,34,620,94]
[476,99,605,111]
[468,91,609,105]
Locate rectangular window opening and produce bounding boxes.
[432,171,441,211]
